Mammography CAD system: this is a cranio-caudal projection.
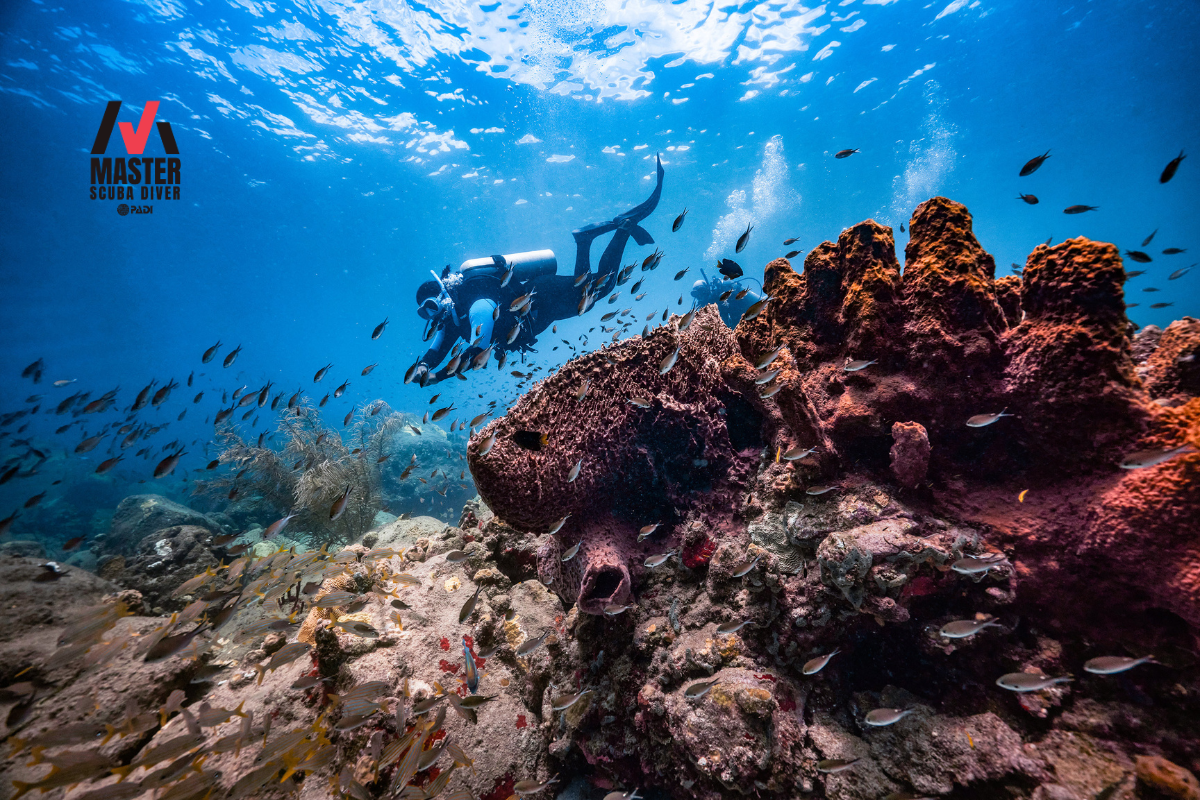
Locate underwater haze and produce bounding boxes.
[1,0,1200,798]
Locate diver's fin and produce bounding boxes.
[629,224,655,247]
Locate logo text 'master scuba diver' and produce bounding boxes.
[89,100,182,203]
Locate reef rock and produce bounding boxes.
[107,494,222,555]
[1003,237,1147,465]
[1140,317,1200,399]
[0,557,117,686]
[469,304,766,613]
[116,524,222,613]
[459,196,1200,800]
[889,421,930,488]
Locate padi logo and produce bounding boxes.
[89,100,182,205]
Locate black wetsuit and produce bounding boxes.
[416,157,664,383]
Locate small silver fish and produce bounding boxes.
[637,522,660,541]
[478,431,497,457]
[334,620,378,638]
[603,602,635,616]
[759,383,782,399]
[864,707,913,727]
[966,410,1013,428]
[548,514,570,535]
[684,677,719,698]
[1119,444,1197,469]
[939,618,1001,639]
[660,346,680,375]
[567,459,582,483]
[1083,655,1155,675]
[562,541,581,562]
[950,554,1010,575]
[802,649,840,675]
[576,380,590,401]
[716,619,750,634]
[844,358,876,372]
[513,775,559,796]
[731,554,761,578]
[755,346,784,369]
[458,585,482,624]
[781,446,816,461]
[755,369,779,385]
[995,672,1072,692]
[816,758,859,773]
[550,688,593,711]
[806,484,836,496]
[644,551,676,569]
[628,396,653,408]
[741,296,771,321]
[262,513,296,539]
[445,550,470,564]
[515,630,552,659]
[602,790,642,800]
[1169,267,1192,280]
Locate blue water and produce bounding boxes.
[1,0,1197,534]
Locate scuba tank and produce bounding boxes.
[458,250,557,284]
[422,251,557,342]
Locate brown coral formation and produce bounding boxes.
[889,421,930,488]
[460,195,1200,800]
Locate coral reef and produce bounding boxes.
[3,197,1198,800]
[457,197,1200,799]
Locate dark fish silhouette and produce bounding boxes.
[835,149,858,159]
[153,450,186,478]
[314,363,333,382]
[1063,205,1098,214]
[1020,150,1050,176]
[1142,229,1158,247]
[736,224,752,253]
[21,359,45,383]
[1124,251,1152,263]
[222,345,242,368]
[717,258,743,279]
[783,237,799,245]
[132,381,155,411]
[672,208,688,232]
[1017,194,1038,204]
[152,379,178,407]
[785,250,801,259]
[330,485,352,520]
[95,456,122,474]
[1150,302,1174,308]
[202,341,221,363]
[1160,150,1186,183]
[1162,248,1186,255]
[372,318,388,339]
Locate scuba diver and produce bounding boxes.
[690,269,764,328]
[407,156,664,386]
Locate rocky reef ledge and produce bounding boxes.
[466,197,1200,799]
[1,197,1197,800]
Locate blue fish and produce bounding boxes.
[463,637,479,694]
